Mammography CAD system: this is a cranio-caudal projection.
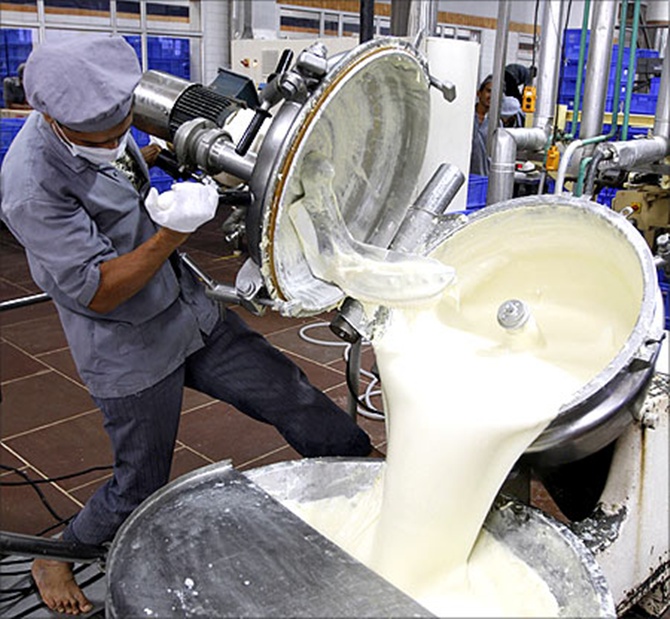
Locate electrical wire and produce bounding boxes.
[0,464,113,487]
[298,322,385,420]
[0,465,66,524]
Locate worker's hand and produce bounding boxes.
[144,182,219,233]
[140,143,162,167]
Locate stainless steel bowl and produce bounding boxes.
[433,195,665,465]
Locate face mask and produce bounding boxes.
[53,122,128,165]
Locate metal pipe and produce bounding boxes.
[580,0,617,140]
[486,0,512,152]
[359,0,375,43]
[0,531,106,564]
[0,292,50,312]
[597,136,670,169]
[487,0,564,204]
[533,0,565,134]
[390,163,464,253]
[653,39,670,139]
[569,0,592,135]
[406,0,438,40]
[487,128,518,204]
[621,0,642,140]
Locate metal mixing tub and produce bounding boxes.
[431,195,665,466]
[105,458,614,617]
[246,458,616,617]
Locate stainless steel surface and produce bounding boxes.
[246,459,616,618]
[390,163,464,254]
[247,38,432,316]
[486,0,512,153]
[654,41,670,139]
[487,127,518,204]
[487,0,563,204]
[174,118,257,182]
[443,195,664,465]
[580,0,618,141]
[133,70,194,140]
[497,299,530,330]
[598,136,670,170]
[106,461,434,618]
[534,0,565,135]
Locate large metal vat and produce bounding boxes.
[106,458,615,617]
[430,195,665,465]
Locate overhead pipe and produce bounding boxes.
[390,0,438,39]
[568,0,592,136]
[580,0,618,141]
[486,0,512,152]
[621,0,642,141]
[555,1,632,195]
[587,38,670,183]
[487,0,564,204]
[653,38,670,139]
[360,0,375,43]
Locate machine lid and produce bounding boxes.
[248,38,432,316]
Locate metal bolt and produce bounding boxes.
[497,299,530,330]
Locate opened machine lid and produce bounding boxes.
[248,38,432,316]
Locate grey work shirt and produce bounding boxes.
[0,112,219,398]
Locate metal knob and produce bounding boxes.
[497,299,530,330]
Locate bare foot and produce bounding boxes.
[32,559,93,615]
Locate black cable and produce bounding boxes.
[0,464,113,486]
[0,466,65,523]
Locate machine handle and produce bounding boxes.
[235,108,271,156]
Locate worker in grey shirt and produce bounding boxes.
[1,35,373,615]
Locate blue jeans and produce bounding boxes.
[63,309,370,546]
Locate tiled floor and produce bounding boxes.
[0,211,388,545]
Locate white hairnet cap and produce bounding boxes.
[24,35,142,132]
[501,95,522,118]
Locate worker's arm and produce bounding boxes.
[88,227,189,314]
[88,181,219,313]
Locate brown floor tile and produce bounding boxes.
[0,277,34,302]
[530,477,569,523]
[1,313,69,356]
[230,305,312,337]
[237,445,302,471]
[1,340,49,382]
[0,372,96,438]
[0,469,82,536]
[33,348,84,385]
[68,474,110,506]
[0,442,28,475]
[170,445,214,480]
[0,295,57,327]
[267,321,349,364]
[182,386,215,412]
[0,245,34,285]
[5,410,111,490]
[177,401,288,466]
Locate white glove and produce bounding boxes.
[144,182,219,233]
